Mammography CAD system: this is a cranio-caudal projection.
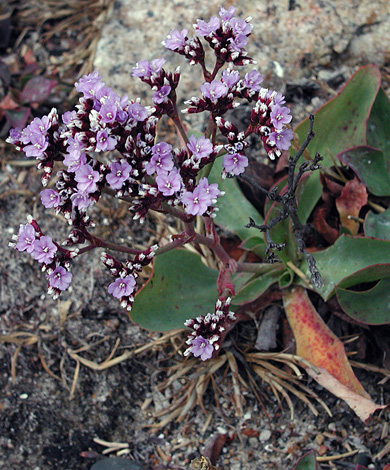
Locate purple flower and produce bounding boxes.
[99,103,117,123]
[128,102,148,121]
[23,134,48,158]
[228,34,248,53]
[15,223,36,253]
[229,17,252,36]
[219,6,235,21]
[62,110,77,125]
[41,188,61,208]
[221,68,240,87]
[107,275,136,299]
[31,236,57,264]
[153,85,171,104]
[200,80,228,102]
[156,168,182,196]
[132,57,166,79]
[222,153,248,176]
[63,151,87,173]
[144,151,173,176]
[184,298,236,359]
[149,58,166,75]
[27,116,51,135]
[74,164,100,193]
[270,104,292,130]
[132,60,152,78]
[190,336,214,361]
[268,90,286,106]
[7,127,22,145]
[268,128,294,151]
[243,70,263,91]
[195,16,220,36]
[70,191,93,209]
[106,161,132,190]
[163,29,188,50]
[74,71,104,98]
[187,135,213,160]
[152,141,172,159]
[181,185,211,216]
[96,86,119,106]
[95,130,117,152]
[67,134,87,153]
[47,266,72,291]
[197,177,221,205]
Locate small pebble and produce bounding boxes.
[259,430,272,442]
[318,445,328,456]
[249,437,259,448]
[328,422,337,432]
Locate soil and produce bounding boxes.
[1,3,390,470]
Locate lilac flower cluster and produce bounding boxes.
[184,298,236,361]
[183,70,293,162]
[101,245,157,311]
[7,5,296,360]
[163,6,253,68]
[162,6,293,163]
[9,216,73,299]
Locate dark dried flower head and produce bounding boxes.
[184,298,236,360]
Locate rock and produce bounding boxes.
[249,437,259,448]
[94,0,390,98]
[91,457,144,470]
[259,430,272,442]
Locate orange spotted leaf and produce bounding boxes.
[283,286,385,421]
[336,177,368,235]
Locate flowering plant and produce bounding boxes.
[7,5,310,361]
[7,3,390,423]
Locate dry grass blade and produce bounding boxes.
[150,355,228,427]
[246,352,332,417]
[1,332,39,383]
[37,341,62,382]
[1,332,39,345]
[93,437,129,455]
[350,360,390,380]
[316,449,359,462]
[225,351,244,417]
[67,337,134,372]
[69,357,80,400]
[10,343,24,384]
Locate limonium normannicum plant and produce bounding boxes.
[7,5,297,361]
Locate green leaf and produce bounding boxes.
[208,158,265,252]
[296,172,322,224]
[336,278,390,325]
[301,235,390,300]
[239,235,266,256]
[367,87,390,158]
[292,451,318,470]
[294,65,381,166]
[338,146,390,196]
[262,175,298,264]
[364,209,390,239]
[232,268,282,305]
[279,268,294,288]
[292,65,381,217]
[266,203,298,264]
[131,249,218,331]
